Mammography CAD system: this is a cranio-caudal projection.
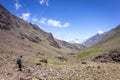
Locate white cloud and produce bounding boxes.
[21,13,30,21]
[39,0,49,6]
[40,17,70,28]
[47,19,70,28]
[40,0,44,4]
[40,17,47,25]
[32,18,38,22]
[98,30,104,34]
[14,0,22,10]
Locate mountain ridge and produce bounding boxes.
[83,32,108,47]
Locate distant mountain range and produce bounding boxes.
[83,32,108,47]
[93,25,120,49]
[57,40,85,51]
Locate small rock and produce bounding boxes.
[81,61,87,64]
[20,78,26,80]
[36,63,41,66]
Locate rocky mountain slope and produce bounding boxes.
[83,32,108,47]
[0,4,84,58]
[93,25,120,48]
[57,40,85,51]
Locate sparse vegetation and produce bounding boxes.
[77,48,100,60]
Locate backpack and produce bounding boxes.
[17,58,21,64]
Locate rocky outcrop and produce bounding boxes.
[55,56,68,62]
[93,49,120,63]
[109,50,120,62]
[47,33,61,49]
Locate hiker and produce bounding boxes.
[17,56,23,71]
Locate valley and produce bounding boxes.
[0,3,120,80]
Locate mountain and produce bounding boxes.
[83,32,108,47]
[0,4,83,58]
[92,25,120,62]
[93,25,120,48]
[78,25,120,62]
[57,40,85,51]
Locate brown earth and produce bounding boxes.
[0,55,120,80]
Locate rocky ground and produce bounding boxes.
[0,55,120,80]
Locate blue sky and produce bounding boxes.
[0,0,120,43]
